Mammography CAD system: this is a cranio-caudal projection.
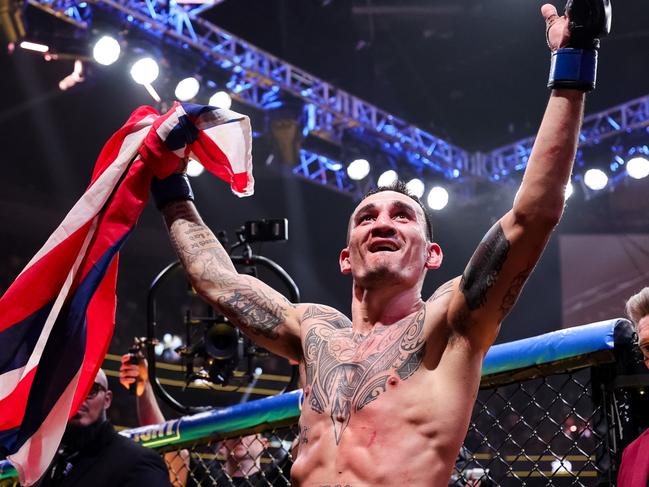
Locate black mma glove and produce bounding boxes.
[150,173,194,210]
[545,0,612,91]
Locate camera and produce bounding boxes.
[243,219,288,242]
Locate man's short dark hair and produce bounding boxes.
[348,181,433,242]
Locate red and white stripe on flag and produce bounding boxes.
[0,103,253,485]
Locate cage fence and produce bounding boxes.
[1,319,644,487]
[160,424,298,487]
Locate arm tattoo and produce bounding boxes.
[164,202,288,339]
[218,282,287,339]
[428,279,455,303]
[499,267,533,320]
[460,223,510,310]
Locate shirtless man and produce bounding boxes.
[149,1,610,484]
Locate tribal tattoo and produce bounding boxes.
[428,279,455,303]
[303,305,426,444]
[460,223,511,310]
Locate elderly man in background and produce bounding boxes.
[617,287,649,487]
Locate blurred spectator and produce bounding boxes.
[36,369,171,487]
[617,287,649,487]
[119,352,189,486]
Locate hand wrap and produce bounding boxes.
[151,173,194,210]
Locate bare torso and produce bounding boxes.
[291,295,484,487]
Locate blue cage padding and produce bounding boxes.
[0,319,627,478]
[120,389,304,447]
[481,318,620,377]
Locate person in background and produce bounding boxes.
[37,369,171,487]
[617,287,649,487]
[120,352,275,487]
[119,352,189,486]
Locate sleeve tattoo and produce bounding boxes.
[165,202,290,340]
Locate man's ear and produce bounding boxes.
[339,247,351,274]
[425,243,443,270]
[104,390,113,411]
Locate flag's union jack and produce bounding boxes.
[0,102,253,485]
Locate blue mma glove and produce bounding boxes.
[545,0,612,91]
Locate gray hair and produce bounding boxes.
[625,287,649,327]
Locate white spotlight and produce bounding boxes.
[186,159,205,177]
[626,156,649,180]
[19,41,49,53]
[565,181,574,199]
[377,170,398,187]
[406,178,425,198]
[130,57,159,85]
[175,77,200,101]
[347,159,370,180]
[583,168,608,190]
[208,91,232,109]
[426,186,449,211]
[92,36,120,66]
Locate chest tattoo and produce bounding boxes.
[303,305,426,444]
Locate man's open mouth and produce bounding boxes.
[369,241,399,252]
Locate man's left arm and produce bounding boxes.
[447,0,611,351]
[449,90,582,350]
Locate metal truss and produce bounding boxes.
[293,149,359,196]
[24,0,649,196]
[30,0,469,179]
[480,94,649,180]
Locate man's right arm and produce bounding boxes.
[161,200,303,361]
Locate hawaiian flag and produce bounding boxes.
[0,102,253,485]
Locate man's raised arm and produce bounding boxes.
[447,0,611,350]
[155,181,302,361]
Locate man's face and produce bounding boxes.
[637,315,649,369]
[340,191,442,288]
[69,371,112,427]
[219,434,267,468]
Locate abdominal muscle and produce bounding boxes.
[291,370,477,487]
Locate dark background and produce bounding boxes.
[1,0,648,423]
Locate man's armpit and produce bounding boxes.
[460,223,511,311]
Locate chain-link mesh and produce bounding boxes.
[451,367,613,486]
[0,364,621,486]
[160,425,298,487]
[153,368,615,486]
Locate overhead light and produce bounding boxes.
[427,186,448,211]
[186,159,204,177]
[175,77,200,101]
[19,41,49,53]
[130,57,160,102]
[92,36,120,66]
[565,181,574,199]
[377,170,398,187]
[626,156,649,180]
[406,178,425,198]
[347,158,370,180]
[208,90,232,109]
[130,57,159,85]
[583,168,608,191]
